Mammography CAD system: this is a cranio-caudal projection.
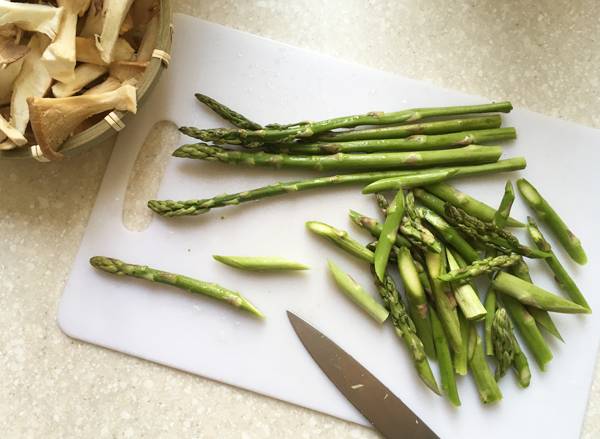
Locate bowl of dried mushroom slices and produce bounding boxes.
[0,0,172,161]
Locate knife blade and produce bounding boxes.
[287,311,439,439]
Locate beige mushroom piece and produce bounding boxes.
[0,114,27,147]
[10,34,52,134]
[75,36,134,65]
[82,76,121,95]
[42,0,92,82]
[109,60,148,84]
[80,0,104,38]
[96,0,135,64]
[28,83,137,160]
[51,63,107,97]
[0,1,64,40]
[0,36,29,65]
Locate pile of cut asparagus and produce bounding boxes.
[144,94,590,405]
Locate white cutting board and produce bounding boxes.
[59,14,600,439]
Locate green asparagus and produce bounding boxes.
[491,308,515,380]
[445,249,487,320]
[527,217,590,311]
[468,325,503,404]
[431,308,461,406]
[173,144,504,172]
[444,204,550,258]
[362,169,459,194]
[517,178,587,265]
[484,286,496,356]
[348,210,412,248]
[89,256,263,318]
[396,246,435,358]
[317,115,502,142]
[439,253,521,282]
[374,190,405,280]
[194,93,263,130]
[179,101,513,146]
[148,158,527,217]
[213,255,309,271]
[328,261,389,323]
[493,272,589,314]
[373,272,440,394]
[426,183,524,227]
[454,312,470,376]
[306,221,374,263]
[266,128,516,154]
[494,181,515,228]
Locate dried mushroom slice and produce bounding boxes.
[75,36,134,65]
[0,1,64,40]
[51,63,107,97]
[28,84,137,159]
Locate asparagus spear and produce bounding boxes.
[445,249,487,320]
[266,128,516,154]
[306,221,374,263]
[172,144,504,172]
[527,217,590,311]
[512,336,532,388]
[415,206,480,263]
[213,255,309,271]
[396,247,435,358]
[493,272,589,314]
[373,272,440,394]
[501,294,553,370]
[454,311,470,375]
[468,325,503,404]
[430,307,461,406]
[317,115,502,142]
[494,181,515,228]
[194,93,263,130]
[484,286,496,356]
[439,253,521,282]
[328,261,389,323]
[148,158,527,217]
[180,101,513,146]
[517,178,587,265]
[491,308,515,380]
[444,204,550,258]
[379,194,442,253]
[349,210,411,248]
[374,190,405,280]
[424,249,462,353]
[362,169,459,193]
[510,258,563,341]
[89,256,263,318]
[426,183,524,227]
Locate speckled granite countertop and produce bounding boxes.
[1,1,600,437]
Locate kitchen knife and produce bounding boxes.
[287,311,439,439]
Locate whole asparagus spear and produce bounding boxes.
[517,178,587,265]
[426,183,524,227]
[266,128,516,154]
[374,190,405,280]
[439,253,521,282]
[306,221,374,263]
[172,144,503,172]
[373,272,440,395]
[493,272,589,314]
[491,307,515,380]
[180,101,513,146]
[194,93,263,130]
[527,217,590,311]
[148,158,527,217]
[317,115,502,142]
[396,246,436,358]
[510,258,563,341]
[430,307,461,406]
[89,256,263,318]
[444,204,550,258]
